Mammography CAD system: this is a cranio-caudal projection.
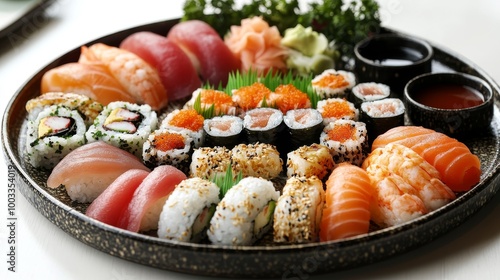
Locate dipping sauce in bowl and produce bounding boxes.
[404,72,493,136]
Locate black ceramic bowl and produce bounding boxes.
[354,34,433,97]
[404,72,494,136]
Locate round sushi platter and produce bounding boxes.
[2,18,500,278]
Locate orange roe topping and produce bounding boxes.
[201,89,233,105]
[328,124,356,142]
[274,84,311,113]
[233,82,271,110]
[154,132,186,152]
[169,109,204,131]
[312,73,349,88]
[322,100,354,119]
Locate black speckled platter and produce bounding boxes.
[2,19,500,278]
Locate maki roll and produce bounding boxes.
[283,108,324,150]
[361,98,405,141]
[26,105,87,169]
[184,88,237,116]
[311,69,356,99]
[207,177,279,245]
[86,101,157,157]
[286,143,334,180]
[158,178,220,242]
[243,107,284,146]
[231,142,283,180]
[349,82,391,107]
[142,128,193,172]
[316,98,359,125]
[26,92,103,126]
[161,109,205,148]
[319,120,368,166]
[273,176,325,243]
[203,115,243,149]
[189,146,232,180]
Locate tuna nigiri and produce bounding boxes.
[40,63,136,105]
[118,165,187,232]
[120,31,202,101]
[320,163,372,241]
[371,126,481,192]
[79,43,168,110]
[47,141,150,203]
[85,169,150,227]
[167,20,241,87]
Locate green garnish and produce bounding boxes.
[193,91,217,119]
[212,163,243,199]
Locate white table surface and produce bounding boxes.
[1,0,500,279]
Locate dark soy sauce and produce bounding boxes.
[413,84,484,109]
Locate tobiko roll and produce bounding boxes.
[311,69,356,99]
[283,108,324,150]
[86,101,157,158]
[142,128,193,171]
[319,120,368,166]
[158,178,220,242]
[161,109,205,148]
[207,177,279,246]
[26,105,87,169]
[316,98,359,125]
[243,107,284,145]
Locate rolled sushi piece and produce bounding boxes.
[189,146,232,180]
[283,108,324,150]
[158,177,220,242]
[316,98,359,125]
[184,88,237,116]
[360,98,405,142]
[349,82,391,107]
[231,142,283,180]
[86,101,157,158]
[203,115,243,149]
[26,92,103,126]
[142,128,193,172]
[273,176,325,243]
[319,119,368,166]
[286,143,334,180]
[160,108,205,148]
[243,107,284,146]
[26,105,87,169]
[207,177,279,246]
[311,69,356,99]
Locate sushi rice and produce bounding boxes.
[208,177,279,246]
[86,101,157,158]
[231,142,283,180]
[286,143,334,180]
[142,128,193,171]
[319,119,368,166]
[189,146,232,180]
[26,105,86,169]
[311,69,356,99]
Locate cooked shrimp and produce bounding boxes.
[363,143,456,210]
[79,43,168,110]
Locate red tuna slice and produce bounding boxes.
[167,20,241,87]
[119,165,187,232]
[85,169,150,228]
[120,32,202,101]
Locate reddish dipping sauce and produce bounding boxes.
[413,84,484,109]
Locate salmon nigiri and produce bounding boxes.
[47,141,150,203]
[371,126,481,192]
[320,163,372,241]
[79,43,168,110]
[118,165,186,232]
[41,62,136,105]
[86,169,150,227]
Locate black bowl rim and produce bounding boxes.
[404,71,494,112]
[354,33,434,68]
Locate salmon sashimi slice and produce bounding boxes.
[47,141,150,203]
[120,31,202,101]
[320,163,372,241]
[167,20,241,87]
[40,62,136,105]
[79,43,168,110]
[119,165,187,232]
[85,169,150,227]
[372,126,481,192]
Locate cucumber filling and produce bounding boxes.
[253,200,276,238]
[191,204,216,241]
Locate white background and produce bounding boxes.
[1,0,500,279]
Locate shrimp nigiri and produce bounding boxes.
[372,126,481,192]
[79,43,168,110]
[320,163,372,241]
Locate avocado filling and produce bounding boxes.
[254,200,276,238]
